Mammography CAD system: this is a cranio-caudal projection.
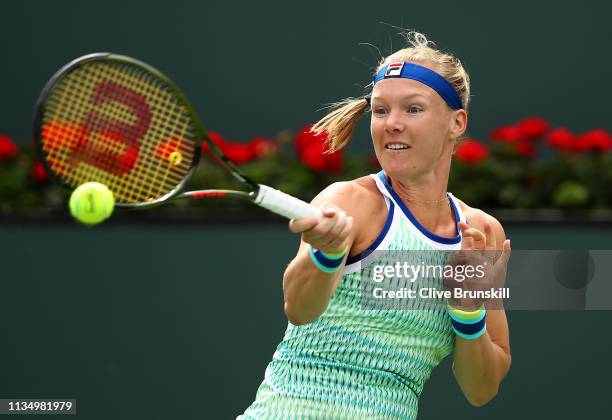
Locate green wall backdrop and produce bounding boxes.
[0,223,611,419]
[1,0,611,419]
[1,0,610,153]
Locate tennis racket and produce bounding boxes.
[33,53,322,220]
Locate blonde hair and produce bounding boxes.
[312,31,471,153]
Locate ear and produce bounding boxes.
[449,109,468,140]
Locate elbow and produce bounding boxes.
[283,302,314,326]
[282,262,329,326]
[282,265,319,326]
[467,354,510,406]
[282,269,307,326]
[466,387,499,407]
[283,267,301,325]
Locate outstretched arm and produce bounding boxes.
[451,217,512,406]
[283,182,358,325]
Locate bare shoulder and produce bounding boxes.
[311,175,387,255]
[455,198,507,246]
[311,175,383,215]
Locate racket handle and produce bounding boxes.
[254,184,323,220]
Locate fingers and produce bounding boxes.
[317,210,347,243]
[289,201,353,253]
[305,206,344,244]
[498,239,512,264]
[459,222,472,249]
[288,216,319,233]
[288,202,340,233]
[484,220,497,251]
[323,215,353,251]
[459,221,486,250]
[468,229,486,250]
[490,239,512,289]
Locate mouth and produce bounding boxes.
[384,143,411,151]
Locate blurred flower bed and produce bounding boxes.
[1,117,611,219]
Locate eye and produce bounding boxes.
[408,105,423,114]
[372,107,387,115]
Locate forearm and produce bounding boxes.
[452,330,510,406]
[283,249,345,325]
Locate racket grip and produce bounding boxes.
[254,184,323,220]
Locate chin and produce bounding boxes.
[378,153,408,169]
[380,162,415,179]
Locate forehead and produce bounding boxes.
[371,78,437,102]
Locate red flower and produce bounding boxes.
[203,131,224,154]
[546,128,575,150]
[248,137,278,158]
[294,125,343,173]
[0,134,18,160]
[299,145,328,172]
[490,118,548,158]
[454,139,489,164]
[221,141,255,164]
[201,132,254,164]
[31,160,51,182]
[517,117,549,140]
[295,125,327,153]
[202,132,278,164]
[546,128,593,153]
[220,133,255,164]
[579,129,612,153]
[490,125,525,143]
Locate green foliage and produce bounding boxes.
[2,132,612,217]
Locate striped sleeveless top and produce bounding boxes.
[238,171,467,419]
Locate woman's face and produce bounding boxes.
[370,73,464,180]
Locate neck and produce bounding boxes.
[390,177,450,209]
[385,162,455,235]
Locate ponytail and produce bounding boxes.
[311,97,369,153]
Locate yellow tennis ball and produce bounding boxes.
[69,182,115,226]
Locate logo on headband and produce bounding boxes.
[385,62,405,77]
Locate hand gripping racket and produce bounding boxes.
[33,53,322,220]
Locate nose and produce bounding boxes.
[384,109,404,133]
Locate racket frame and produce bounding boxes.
[33,53,259,209]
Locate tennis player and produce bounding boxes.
[238,31,511,419]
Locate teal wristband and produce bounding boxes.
[453,324,487,340]
[308,245,346,273]
[448,305,487,324]
[448,305,487,340]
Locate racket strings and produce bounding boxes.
[40,59,197,204]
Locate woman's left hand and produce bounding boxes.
[443,221,511,310]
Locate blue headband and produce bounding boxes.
[372,62,463,110]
